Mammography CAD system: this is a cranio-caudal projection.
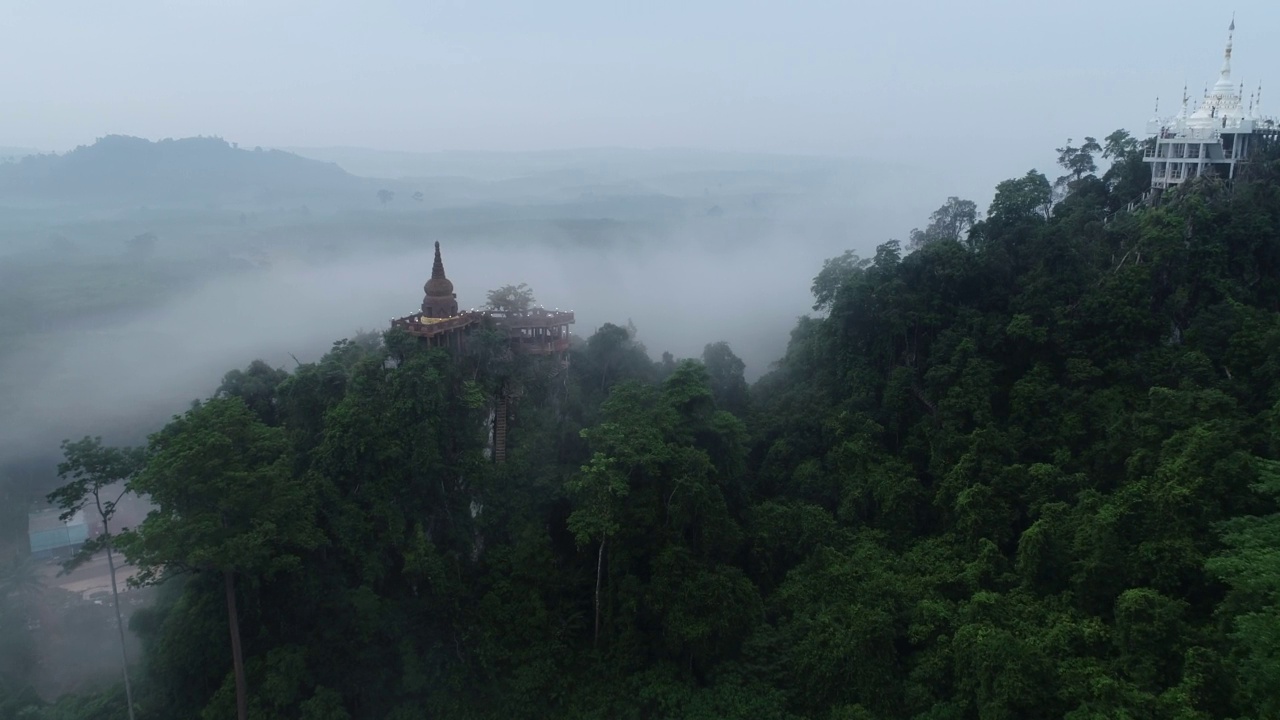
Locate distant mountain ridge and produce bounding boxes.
[0,135,362,205]
[281,145,854,184]
[0,146,39,161]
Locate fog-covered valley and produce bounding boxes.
[0,138,961,703]
[0,139,954,702]
[1,226,841,457]
[0,136,944,512]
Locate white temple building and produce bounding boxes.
[1144,19,1278,190]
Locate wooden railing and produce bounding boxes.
[391,307,575,352]
[393,311,483,338]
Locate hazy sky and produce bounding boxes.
[3,1,1278,193]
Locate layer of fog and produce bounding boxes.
[0,230,866,459]
[0,146,955,466]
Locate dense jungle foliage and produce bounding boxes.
[7,131,1280,719]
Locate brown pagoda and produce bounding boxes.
[391,241,576,355]
[421,241,459,318]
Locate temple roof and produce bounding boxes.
[1146,18,1277,138]
[1188,19,1246,127]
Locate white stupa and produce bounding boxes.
[1144,18,1278,190]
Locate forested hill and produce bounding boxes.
[0,135,361,205]
[9,132,1280,719]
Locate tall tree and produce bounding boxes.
[47,437,145,720]
[118,398,323,720]
[1102,129,1139,160]
[908,196,979,250]
[1055,136,1103,189]
[569,380,675,649]
[1101,128,1152,206]
[566,446,630,648]
[702,341,750,417]
[988,170,1054,223]
[584,323,648,393]
[216,360,290,426]
[485,283,536,314]
[810,250,869,312]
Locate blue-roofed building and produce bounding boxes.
[28,507,88,559]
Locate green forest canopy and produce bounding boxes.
[8,131,1280,719]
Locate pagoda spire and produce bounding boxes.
[421,241,458,317]
[431,241,446,280]
[1219,15,1235,83]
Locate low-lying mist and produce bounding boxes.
[0,231,854,462]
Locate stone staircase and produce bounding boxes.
[494,396,509,463]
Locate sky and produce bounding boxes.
[4,1,1278,197]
